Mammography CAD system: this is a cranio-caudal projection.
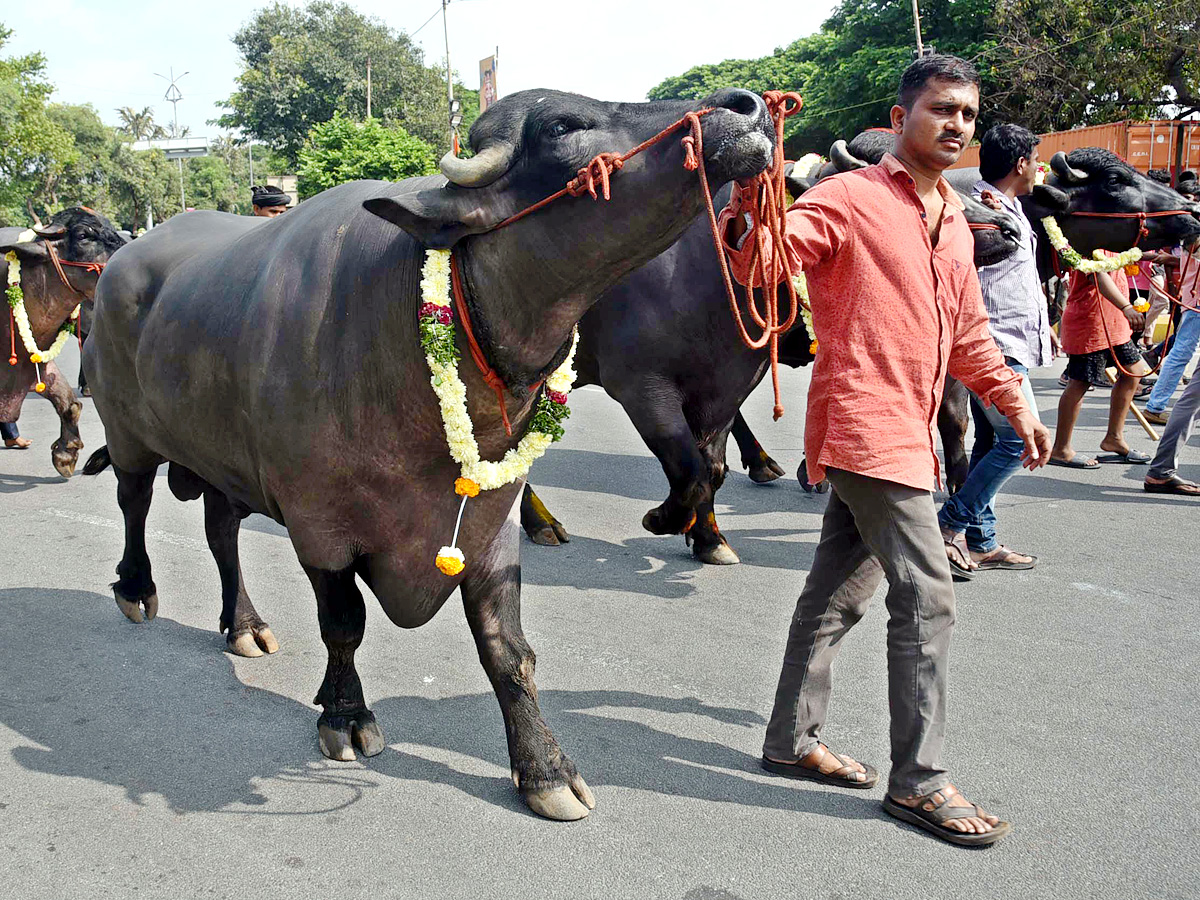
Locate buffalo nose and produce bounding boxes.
[708,88,768,122]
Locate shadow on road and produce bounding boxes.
[0,588,879,825]
[0,470,67,493]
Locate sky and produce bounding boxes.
[3,0,838,139]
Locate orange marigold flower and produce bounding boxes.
[454,477,480,497]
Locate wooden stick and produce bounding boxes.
[1105,367,1159,440]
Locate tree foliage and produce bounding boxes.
[649,0,1199,155]
[216,1,478,165]
[296,114,437,198]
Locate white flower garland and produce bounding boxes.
[1041,216,1142,275]
[6,238,80,375]
[790,272,817,352]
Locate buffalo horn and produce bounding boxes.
[1050,151,1088,184]
[439,142,516,188]
[830,139,868,172]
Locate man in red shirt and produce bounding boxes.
[1050,265,1151,468]
[721,55,1049,847]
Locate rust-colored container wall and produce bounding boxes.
[950,120,1200,177]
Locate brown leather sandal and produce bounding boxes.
[883,788,1011,847]
[761,743,879,789]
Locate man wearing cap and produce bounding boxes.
[251,185,291,218]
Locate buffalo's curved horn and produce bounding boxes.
[830,139,868,172]
[439,142,516,188]
[1050,151,1088,184]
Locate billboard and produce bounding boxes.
[479,55,498,113]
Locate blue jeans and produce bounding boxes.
[1146,309,1200,415]
[938,360,1037,553]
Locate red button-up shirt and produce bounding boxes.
[719,153,1027,490]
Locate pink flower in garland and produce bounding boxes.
[547,389,569,405]
[419,302,453,325]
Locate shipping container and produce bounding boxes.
[952,120,1200,180]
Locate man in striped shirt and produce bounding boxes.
[937,124,1049,576]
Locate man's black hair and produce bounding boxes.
[897,54,981,110]
[1146,168,1172,186]
[979,124,1041,184]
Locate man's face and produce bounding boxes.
[1014,144,1040,195]
[253,204,287,218]
[890,79,979,173]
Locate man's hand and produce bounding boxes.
[723,180,760,247]
[1049,329,1062,359]
[1122,305,1145,331]
[1007,409,1051,470]
[979,189,1003,211]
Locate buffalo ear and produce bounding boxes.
[364,189,504,250]
[0,232,48,261]
[1028,184,1070,215]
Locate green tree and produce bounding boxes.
[185,155,239,211]
[107,144,181,231]
[115,105,166,141]
[0,24,78,224]
[48,103,119,212]
[296,113,437,198]
[216,1,478,166]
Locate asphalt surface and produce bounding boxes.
[1,340,1197,900]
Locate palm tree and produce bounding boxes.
[115,106,166,141]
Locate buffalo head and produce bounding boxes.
[0,208,125,304]
[1030,148,1200,254]
[363,87,774,251]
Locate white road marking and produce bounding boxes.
[45,507,209,553]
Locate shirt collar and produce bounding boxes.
[881,153,965,210]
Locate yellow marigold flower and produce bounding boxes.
[435,547,465,576]
[455,477,480,497]
[29,353,42,363]
[35,381,46,393]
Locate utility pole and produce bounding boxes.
[911,0,925,57]
[366,56,372,119]
[155,66,189,212]
[442,0,456,150]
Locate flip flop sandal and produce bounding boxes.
[1096,450,1150,464]
[972,547,1037,570]
[883,793,1012,848]
[1144,476,1200,496]
[761,746,879,790]
[942,532,975,581]
[1047,456,1100,469]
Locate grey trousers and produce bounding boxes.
[1148,371,1200,479]
[763,467,956,798]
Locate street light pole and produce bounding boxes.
[911,0,924,56]
[154,67,190,212]
[442,0,455,150]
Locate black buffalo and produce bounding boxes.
[0,207,125,476]
[81,88,774,821]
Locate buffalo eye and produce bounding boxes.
[549,121,571,138]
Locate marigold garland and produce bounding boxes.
[1041,215,1143,278]
[418,248,579,576]
[791,272,817,354]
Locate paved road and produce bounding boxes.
[1,341,1197,900]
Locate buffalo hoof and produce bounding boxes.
[528,520,570,546]
[51,441,80,478]
[747,452,786,484]
[226,625,279,658]
[521,776,595,822]
[318,710,386,761]
[694,540,740,565]
[114,589,158,623]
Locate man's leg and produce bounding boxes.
[829,469,1001,836]
[763,484,882,767]
[1101,371,1148,457]
[1146,373,1200,486]
[1146,310,1200,416]
[2,421,30,448]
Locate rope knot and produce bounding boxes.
[567,153,625,200]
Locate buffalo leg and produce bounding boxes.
[203,488,279,658]
[305,563,384,761]
[938,376,971,496]
[730,411,785,484]
[688,428,740,565]
[112,465,159,623]
[460,507,594,821]
[617,393,708,536]
[519,483,570,546]
[41,361,83,478]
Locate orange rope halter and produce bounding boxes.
[449,92,805,430]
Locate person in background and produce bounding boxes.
[1143,233,1200,427]
[1050,261,1150,468]
[937,124,1047,576]
[2,421,30,449]
[251,185,291,218]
